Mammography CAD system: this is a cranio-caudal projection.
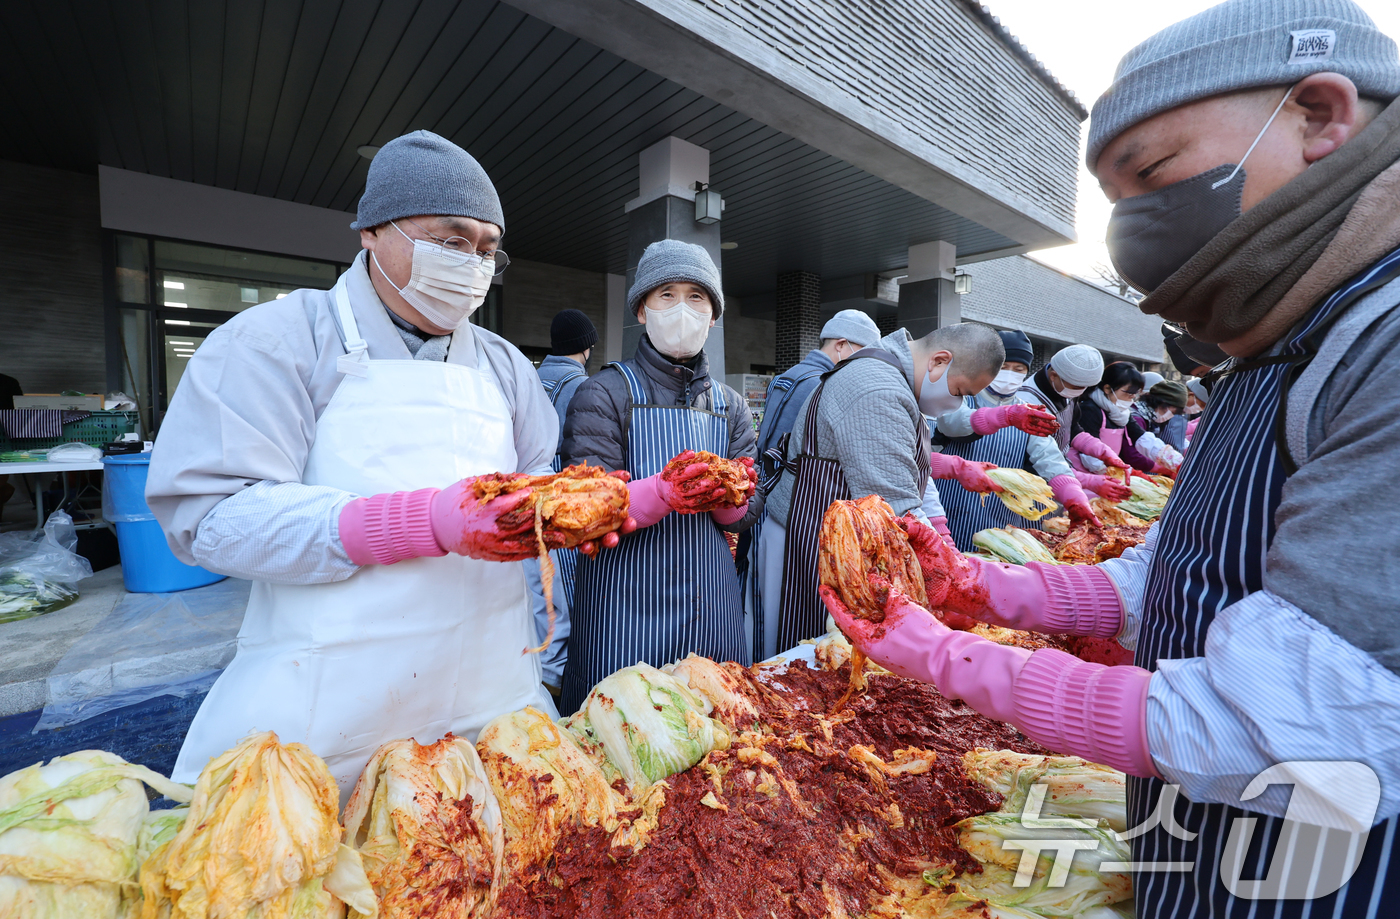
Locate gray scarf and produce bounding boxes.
[1140,96,1400,349]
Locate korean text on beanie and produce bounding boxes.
[351,130,505,231]
[1086,0,1400,171]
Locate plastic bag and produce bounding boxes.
[35,577,250,730]
[0,511,93,623]
[47,442,103,463]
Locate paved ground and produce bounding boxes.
[0,565,128,716]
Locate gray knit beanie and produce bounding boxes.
[1049,344,1104,388]
[351,130,505,231]
[820,309,881,347]
[628,239,725,317]
[1087,0,1400,171]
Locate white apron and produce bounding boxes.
[173,276,551,795]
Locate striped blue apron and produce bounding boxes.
[541,369,587,610]
[1129,262,1400,917]
[934,395,1036,552]
[560,362,749,713]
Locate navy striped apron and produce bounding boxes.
[1129,266,1400,917]
[934,395,1036,552]
[541,369,587,610]
[776,349,931,651]
[560,362,749,714]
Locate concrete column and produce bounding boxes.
[897,240,960,339]
[775,271,822,373]
[623,137,725,373]
[604,273,626,363]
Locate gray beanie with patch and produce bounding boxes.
[1087,0,1400,171]
[351,130,505,231]
[628,239,725,317]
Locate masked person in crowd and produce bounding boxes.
[1007,344,1110,527]
[147,132,634,795]
[823,3,1400,913]
[1184,378,1210,440]
[1122,381,1188,474]
[745,308,879,656]
[526,308,601,697]
[759,322,1007,660]
[929,330,1080,550]
[1065,360,1142,500]
[559,240,758,713]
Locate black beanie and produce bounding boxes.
[998,330,1034,369]
[550,309,598,355]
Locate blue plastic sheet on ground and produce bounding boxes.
[33,578,249,731]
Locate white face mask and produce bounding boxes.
[1114,396,1136,409]
[372,221,495,331]
[987,369,1026,396]
[1054,383,1087,399]
[918,360,965,417]
[1155,407,1176,424]
[645,303,712,360]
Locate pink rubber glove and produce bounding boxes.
[658,451,756,512]
[1049,473,1101,529]
[1074,469,1132,502]
[929,516,957,549]
[627,475,674,529]
[927,452,1000,494]
[822,579,1159,778]
[711,503,750,526]
[1071,431,1130,471]
[340,474,637,564]
[971,403,1061,438]
[898,515,1122,636]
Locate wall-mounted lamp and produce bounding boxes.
[694,182,724,225]
[357,145,381,160]
[954,272,973,295]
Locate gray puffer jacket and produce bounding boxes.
[562,333,761,531]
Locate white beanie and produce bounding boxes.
[1140,371,1165,390]
[819,309,881,348]
[1050,345,1104,389]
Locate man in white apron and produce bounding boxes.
[146,131,615,796]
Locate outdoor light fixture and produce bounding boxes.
[694,182,723,225]
[954,272,973,295]
[357,145,381,160]
[720,242,738,250]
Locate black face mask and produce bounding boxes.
[1162,321,1227,375]
[1106,164,1245,294]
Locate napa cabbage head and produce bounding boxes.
[963,750,1127,831]
[581,663,731,788]
[0,750,192,919]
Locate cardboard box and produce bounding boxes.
[13,394,105,411]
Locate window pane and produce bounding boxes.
[162,320,221,401]
[115,235,149,304]
[117,308,152,433]
[154,240,337,313]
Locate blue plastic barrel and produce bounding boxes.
[102,454,226,593]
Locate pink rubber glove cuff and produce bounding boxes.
[1048,473,1089,508]
[970,404,1012,435]
[974,559,1123,637]
[1013,648,1162,779]
[710,502,749,525]
[339,488,445,566]
[627,474,673,529]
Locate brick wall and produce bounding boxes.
[724,307,776,375]
[775,271,822,372]
[0,161,105,394]
[500,258,609,369]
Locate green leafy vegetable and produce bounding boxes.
[0,573,78,623]
[1118,476,1171,520]
[0,750,191,919]
[972,527,1060,566]
[577,663,731,787]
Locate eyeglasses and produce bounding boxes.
[402,217,510,275]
